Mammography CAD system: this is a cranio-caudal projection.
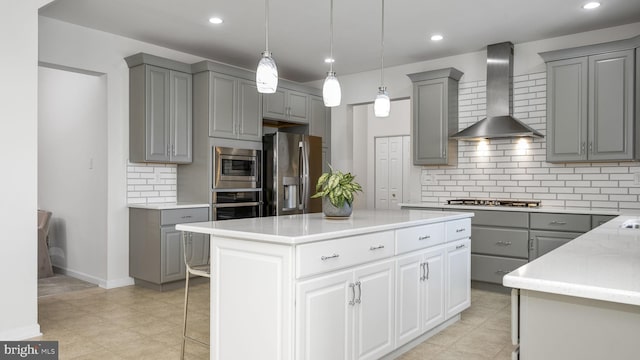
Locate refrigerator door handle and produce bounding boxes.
[298,140,307,211]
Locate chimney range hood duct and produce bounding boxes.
[450,42,544,140]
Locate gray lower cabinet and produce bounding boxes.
[543,44,636,162]
[407,68,463,166]
[469,210,529,286]
[528,212,591,261]
[207,72,262,141]
[127,60,193,164]
[263,88,308,124]
[129,207,209,291]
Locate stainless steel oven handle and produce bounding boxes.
[212,202,261,208]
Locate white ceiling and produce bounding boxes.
[39,0,640,83]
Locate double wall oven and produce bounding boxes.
[212,146,262,220]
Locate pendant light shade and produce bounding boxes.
[256,0,278,93]
[374,0,390,117]
[323,71,341,106]
[323,0,341,107]
[374,86,390,117]
[257,51,278,93]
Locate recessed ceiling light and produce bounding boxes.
[209,17,223,24]
[324,58,335,63]
[430,34,444,41]
[582,2,600,9]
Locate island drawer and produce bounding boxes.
[395,223,445,254]
[160,207,209,226]
[471,226,529,259]
[530,213,590,232]
[471,254,527,284]
[592,215,616,229]
[446,219,471,242]
[296,231,394,278]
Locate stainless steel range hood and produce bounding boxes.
[450,42,543,140]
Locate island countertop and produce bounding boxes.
[175,209,473,245]
[503,215,640,306]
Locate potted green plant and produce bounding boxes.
[311,165,363,217]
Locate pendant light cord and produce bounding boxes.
[329,0,334,72]
[265,0,269,52]
[380,0,385,86]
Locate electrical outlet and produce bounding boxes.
[634,173,640,186]
[421,171,436,185]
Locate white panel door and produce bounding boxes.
[422,247,446,331]
[388,137,403,209]
[353,259,395,360]
[446,239,471,318]
[394,252,422,347]
[296,270,353,360]
[375,137,389,209]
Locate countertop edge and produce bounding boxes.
[176,211,474,245]
[503,275,640,306]
[128,203,210,210]
[400,202,623,215]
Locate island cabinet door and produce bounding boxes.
[446,239,471,318]
[296,270,354,360]
[353,259,395,360]
[395,246,446,348]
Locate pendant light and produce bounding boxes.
[256,0,278,93]
[374,0,390,117]
[322,0,341,107]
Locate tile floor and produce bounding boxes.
[34,282,514,359]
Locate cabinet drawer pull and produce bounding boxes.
[369,245,385,251]
[420,262,425,281]
[496,241,512,246]
[418,235,431,241]
[550,220,567,225]
[455,228,466,233]
[321,253,340,261]
[349,283,356,306]
[181,215,192,219]
[355,281,362,304]
[456,244,465,249]
[495,269,510,275]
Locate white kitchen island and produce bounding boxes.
[176,209,473,360]
[503,215,640,360]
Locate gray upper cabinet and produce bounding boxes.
[309,95,330,147]
[263,88,309,124]
[541,36,638,163]
[407,68,463,166]
[126,53,193,164]
[208,72,262,142]
[309,95,331,172]
[546,58,588,162]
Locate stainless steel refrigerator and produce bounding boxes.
[263,132,322,216]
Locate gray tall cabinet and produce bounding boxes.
[407,68,463,166]
[126,53,193,164]
[542,35,639,162]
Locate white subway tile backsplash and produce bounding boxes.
[126,162,178,205]
[422,72,640,209]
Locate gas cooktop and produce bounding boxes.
[446,199,541,208]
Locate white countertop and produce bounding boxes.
[175,209,473,245]
[128,202,210,210]
[400,202,622,215]
[503,215,640,306]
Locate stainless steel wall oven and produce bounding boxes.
[212,190,262,221]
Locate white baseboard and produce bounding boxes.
[102,277,135,289]
[0,324,41,341]
[52,266,134,289]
